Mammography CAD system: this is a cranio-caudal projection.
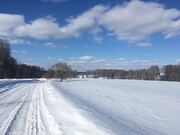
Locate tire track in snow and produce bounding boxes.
[0,85,32,135]
[39,83,63,135]
[0,84,26,102]
[5,90,33,135]
[24,83,63,135]
[25,85,46,135]
[0,81,63,135]
[0,80,112,135]
[0,84,30,124]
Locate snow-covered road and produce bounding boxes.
[0,79,112,135]
[0,79,180,135]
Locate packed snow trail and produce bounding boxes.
[0,80,112,135]
[0,79,180,135]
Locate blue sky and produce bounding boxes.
[0,0,180,71]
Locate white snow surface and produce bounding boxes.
[0,78,180,135]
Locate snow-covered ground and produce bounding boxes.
[0,78,180,135]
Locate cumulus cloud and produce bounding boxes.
[44,42,68,49]
[176,59,180,63]
[15,18,61,39]
[0,0,180,44]
[165,19,180,38]
[58,5,106,38]
[11,5,106,40]
[47,57,52,60]
[44,42,58,48]
[12,49,29,54]
[58,58,65,61]
[9,39,31,45]
[98,0,180,42]
[132,42,152,48]
[93,36,104,43]
[61,56,156,71]
[0,14,24,37]
[78,56,95,61]
[25,55,158,71]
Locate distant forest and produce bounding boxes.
[0,39,74,81]
[0,39,46,78]
[84,65,180,81]
[0,39,180,81]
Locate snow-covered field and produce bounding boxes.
[0,79,180,135]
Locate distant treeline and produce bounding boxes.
[161,64,180,81]
[0,39,45,78]
[0,39,74,80]
[86,66,160,80]
[1,39,180,81]
[78,65,180,82]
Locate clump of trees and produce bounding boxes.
[0,39,45,79]
[0,39,17,78]
[82,64,180,82]
[0,39,75,80]
[45,62,75,81]
[1,39,180,81]
[161,64,180,81]
[15,64,45,78]
[85,66,160,80]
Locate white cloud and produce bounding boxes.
[60,45,68,49]
[12,49,29,54]
[15,18,61,39]
[132,42,152,48]
[24,56,159,71]
[93,36,104,43]
[0,5,106,40]
[93,59,106,63]
[176,59,180,63]
[0,14,24,37]
[63,0,180,43]
[98,0,180,43]
[165,19,180,38]
[78,56,95,61]
[0,0,180,44]
[58,5,107,38]
[44,42,58,48]
[47,57,52,60]
[28,58,33,61]
[58,58,65,61]
[67,56,106,68]
[117,57,125,61]
[9,39,31,45]
[44,42,68,49]
[62,56,156,71]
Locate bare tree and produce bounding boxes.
[50,62,73,82]
[162,64,180,81]
[0,39,17,78]
[148,66,160,80]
